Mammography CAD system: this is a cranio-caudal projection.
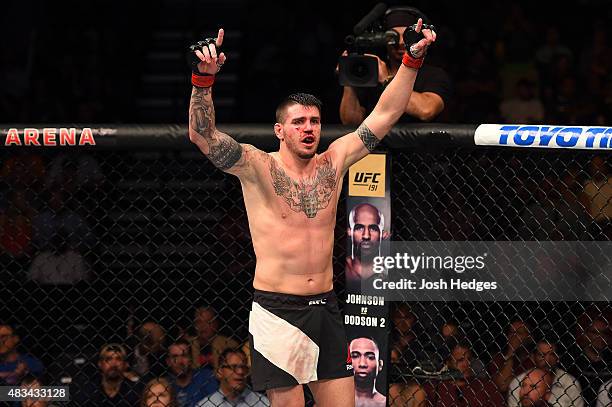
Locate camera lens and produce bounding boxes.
[350,62,370,79]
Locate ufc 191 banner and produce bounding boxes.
[345,153,391,407]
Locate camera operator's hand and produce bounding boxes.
[191,28,227,75]
[363,53,390,84]
[405,18,436,59]
[336,50,389,86]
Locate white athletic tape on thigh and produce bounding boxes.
[249,302,319,384]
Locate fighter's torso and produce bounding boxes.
[239,149,345,295]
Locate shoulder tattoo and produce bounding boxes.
[357,123,380,152]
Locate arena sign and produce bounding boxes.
[3,128,96,146]
[475,124,612,150]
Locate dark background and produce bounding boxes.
[1,0,611,125]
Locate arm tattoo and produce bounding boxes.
[269,156,337,218]
[357,123,380,152]
[189,87,242,170]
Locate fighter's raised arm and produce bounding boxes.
[188,28,256,177]
[329,19,437,172]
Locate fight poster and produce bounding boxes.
[344,153,391,407]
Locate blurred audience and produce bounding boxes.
[488,320,536,393]
[166,339,217,407]
[0,324,43,386]
[499,78,544,123]
[518,368,554,407]
[20,375,58,407]
[27,227,92,285]
[563,309,612,407]
[70,343,143,406]
[190,306,238,370]
[141,377,176,407]
[508,339,583,407]
[129,322,167,382]
[425,339,504,407]
[196,348,269,407]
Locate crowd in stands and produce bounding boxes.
[2,303,611,406]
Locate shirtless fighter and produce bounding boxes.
[188,21,435,407]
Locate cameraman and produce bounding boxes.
[340,7,451,125]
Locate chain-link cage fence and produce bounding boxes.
[0,125,611,407]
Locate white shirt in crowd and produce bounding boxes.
[508,368,584,407]
[597,378,612,407]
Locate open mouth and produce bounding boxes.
[301,136,315,146]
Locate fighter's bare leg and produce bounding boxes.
[266,385,305,407]
[308,376,355,407]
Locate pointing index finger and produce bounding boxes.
[216,28,224,48]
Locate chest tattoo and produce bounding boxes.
[269,157,337,218]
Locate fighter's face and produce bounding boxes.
[350,338,380,388]
[276,104,321,160]
[352,208,382,257]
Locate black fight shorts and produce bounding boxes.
[248,289,354,391]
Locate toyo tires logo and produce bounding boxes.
[475,124,612,150]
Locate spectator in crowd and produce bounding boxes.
[582,156,612,224]
[31,189,95,253]
[508,339,583,407]
[389,304,427,407]
[27,228,92,285]
[388,382,426,407]
[454,43,501,123]
[70,343,143,406]
[434,320,486,378]
[130,322,167,382]
[535,26,573,70]
[519,368,554,407]
[578,24,612,84]
[425,339,504,407]
[44,153,104,194]
[564,310,612,407]
[0,189,36,261]
[596,376,612,407]
[19,374,58,407]
[191,306,238,369]
[339,6,451,125]
[0,151,46,192]
[196,348,269,407]
[141,377,175,407]
[390,304,422,369]
[488,319,536,393]
[350,337,386,407]
[166,339,217,407]
[0,324,43,386]
[499,78,544,123]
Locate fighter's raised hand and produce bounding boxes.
[189,28,226,76]
[404,18,436,59]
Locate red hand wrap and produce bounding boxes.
[192,73,215,88]
[402,53,424,69]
